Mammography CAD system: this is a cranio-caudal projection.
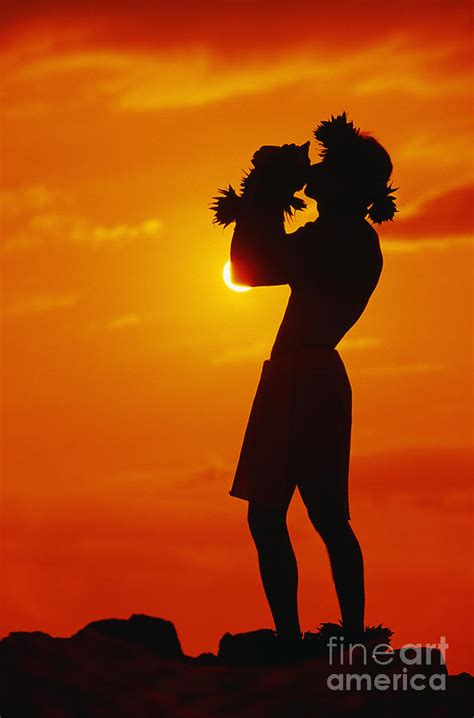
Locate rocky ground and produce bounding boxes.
[1,614,472,717]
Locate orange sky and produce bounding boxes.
[1,0,473,673]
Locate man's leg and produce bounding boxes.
[307,507,365,638]
[247,502,301,640]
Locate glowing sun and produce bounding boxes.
[223,261,251,292]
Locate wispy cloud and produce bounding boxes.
[7,47,339,112]
[5,292,77,317]
[398,131,473,168]
[383,183,474,240]
[105,313,147,331]
[212,336,382,365]
[382,236,472,254]
[1,186,163,252]
[350,446,473,508]
[71,218,163,247]
[357,361,444,377]
[352,42,472,98]
[6,39,468,116]
[0,185,59,217]
[211,341,269,366]
[339,336,382,351]
[143,447,473,509]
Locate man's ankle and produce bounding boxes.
[342,625,365,643]
[276,631,303,644]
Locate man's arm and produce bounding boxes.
[230,196,315,287]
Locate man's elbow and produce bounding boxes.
[229,259,257,287]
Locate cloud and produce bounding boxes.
[383,183,474,240]
[5,36,469,117]
[211,341,269,366]
[2,235,44,252]
[398,132,474,169]
[6,47,347,112]
[338,336,382,351]
[352,43,472,98]
[350,446,473,509]
[105,313,147,331]
[1,0,471,62]
[5,292,77,317]
[1,186,163,251]
[355,361,444,377]
[213,337,382,366]
[381,237,472,254]
[0,185,58,217]
[71,218,163,247]
[156,447,473,511]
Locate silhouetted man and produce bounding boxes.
[213,113,396,651]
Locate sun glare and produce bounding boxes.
[223,261,251,292]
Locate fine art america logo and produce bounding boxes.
[327,636,448,691]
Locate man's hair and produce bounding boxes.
[314,113,397,223]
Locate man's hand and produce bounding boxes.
[250,141,311,195]
[251,145,283,168]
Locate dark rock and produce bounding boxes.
[0,615,472,717]
[5,630,52,641]
[73,613,184,660]
[193,651,220,666]
[444,671,474,713]
[218,628,280,665]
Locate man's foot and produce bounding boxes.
[302,622,393,661]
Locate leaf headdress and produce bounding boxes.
[210,143,310,227]
[313,112,361,159]
[313,112,398,224]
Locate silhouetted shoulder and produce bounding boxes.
[289,217,382,265]
[303,217,383,287]
[287,220,318,240]
[289,217,379,246]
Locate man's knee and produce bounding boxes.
[307,507,351,542]
[247,502,287,545]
